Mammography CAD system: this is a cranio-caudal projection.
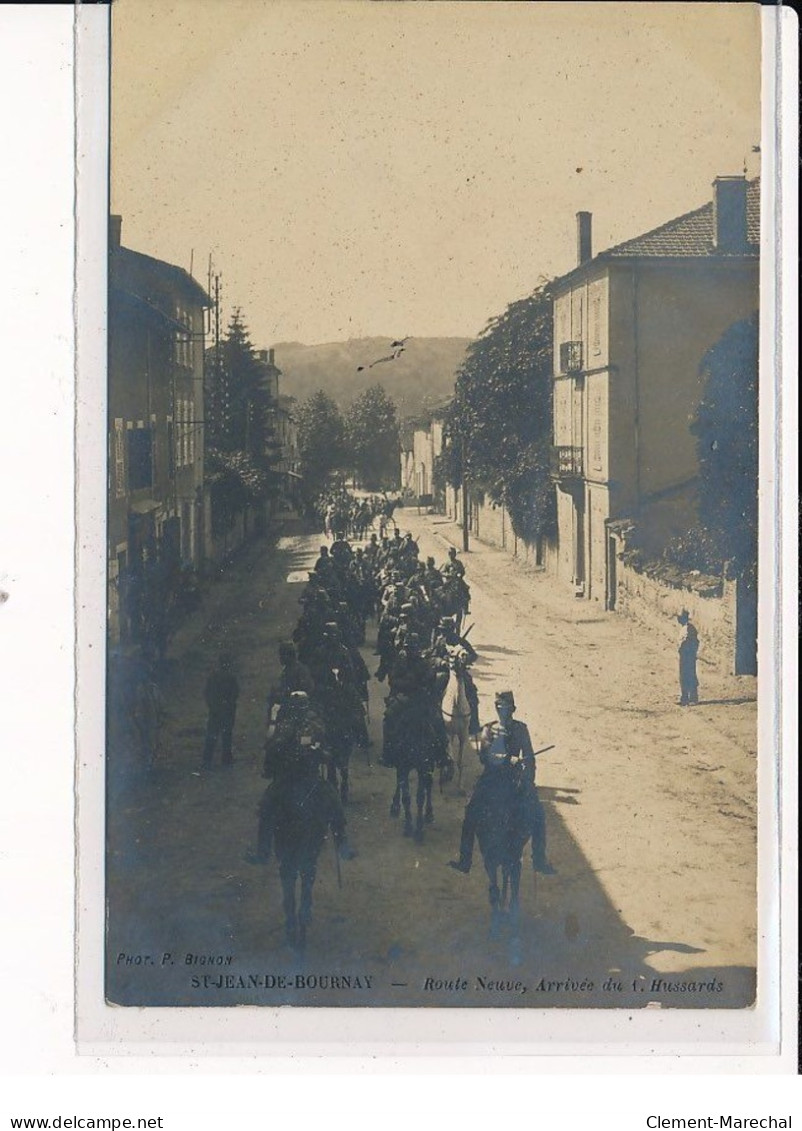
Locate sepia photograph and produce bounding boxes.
[100,0,766,1015]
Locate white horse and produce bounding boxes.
[440,650,473,790]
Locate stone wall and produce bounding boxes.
[442,486,556,571]
[613,552,737,675]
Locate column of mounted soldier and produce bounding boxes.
[234,495,553,952]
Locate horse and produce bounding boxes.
[440,651,474,790]
[473,768,533,954]
[312,668,363,804]
[383,692,447,842]
[256,762,348,953]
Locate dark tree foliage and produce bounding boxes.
[445,283,555,545]
[690,313,758,579]
[296,390,346,501]
[344,384,400,490]
[219,309,272,458]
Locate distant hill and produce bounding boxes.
[272,337,471,419]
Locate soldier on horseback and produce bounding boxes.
[253,692,356,951]
[449,690,554,875]
[265,641,315,728]
[262,689,326,780]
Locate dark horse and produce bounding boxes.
[473,768,532,952]
[256,760,350,952]
[313,667,364,804]
[383,691,448,842]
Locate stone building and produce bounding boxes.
[550,176,759,609]
[108,216,210,644]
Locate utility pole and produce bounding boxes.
[213,273,222,443]
[461,434,469,552]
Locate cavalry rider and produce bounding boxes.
[434,615,478,665]
[449,690,555,875]
[330,531,353,566]
[422,555,443,593]
[265,641,315,728]
[364,532,380,567]
[253,693,356,949]
[381,632,447,768]
[311,621,369,757]
[441,545,466,582]
[262,690,326,781]
[439,546,471,623]
[293,588,333,666]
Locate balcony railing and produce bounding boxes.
[550,445,584,480]
[559,340,583,373]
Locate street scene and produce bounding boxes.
[105,2,762,1011]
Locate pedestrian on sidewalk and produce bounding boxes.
[677,610,700,706]
[202,652,240,767]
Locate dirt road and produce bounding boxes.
[106,511,757,1009]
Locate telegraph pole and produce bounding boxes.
[461,434,469,552]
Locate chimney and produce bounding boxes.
[712,176,748,252]
[109,214,122,249]
[576,211,592,265]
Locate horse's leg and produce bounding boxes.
[298,859,317,954]
[509,858,522,936]
[508,857,524,967]
[390,765,401,817]
[413,770,426,842]
[424,767,434,824]
[484,859,502,940]
[279,859,298,949]
[339,745,350,805]
[456,728,466,791]
[400,770,413,837]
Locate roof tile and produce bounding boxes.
[600,179,759,259]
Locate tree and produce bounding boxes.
[344,385,400,491]
[219,308,271,457]
[445,283,555,545]
[295,390,346,500]
[690,312,758,578]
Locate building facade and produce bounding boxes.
[550,177,759,608]
[108,216,210,644]
[400,417,444,502]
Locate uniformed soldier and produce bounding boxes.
[266,641,315,727]
[262,690,326,780]
[449,690,554,874]
[441,545,466,581]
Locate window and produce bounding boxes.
[127,426,153,490]
[188,398,195,464]
[591,294,602,356]
[591,392,603,471]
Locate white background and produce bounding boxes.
[0,2,798,1122]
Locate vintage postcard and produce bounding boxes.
[75,0,789,1050]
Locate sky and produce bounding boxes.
[111,1,762,346]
